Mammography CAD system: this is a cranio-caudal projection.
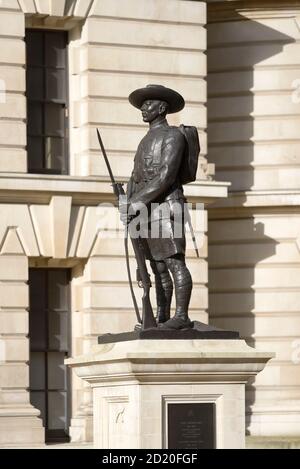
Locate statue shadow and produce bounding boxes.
[207,12,295,433]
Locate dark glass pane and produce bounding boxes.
[27,67,43,100]
[27,102,43,136]
[48,391,67,430]
[47,352,66,390]
[30,392,46,426]
[26,31,43,67]
[45,32,66,68]
[26,30,69,175]
[27,136,44,171]
[29,268,70,440]
[48,310,69,351]
[29,352,45,390]
[45,68,66,102]
[48,270,69,310]
[29,270,47,348]
[45,103,65,137]
[29,270,46,309]
[29,307,46,349]
[45,137,65,172]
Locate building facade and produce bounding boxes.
[0,0,299,448]
[207,0,300,446]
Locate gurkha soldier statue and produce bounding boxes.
[121,84,197,331]
[97,84,239,341]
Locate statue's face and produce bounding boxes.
[141,100,166,123]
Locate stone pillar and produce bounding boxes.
[0,1,26,172]
[207,0,300,438]
[69,262,93,443]
[67,339,273,449]
[0,228,44,445]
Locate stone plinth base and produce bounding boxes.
[66,340,273,449]
[0,407,44,446]
[97,320,239,343]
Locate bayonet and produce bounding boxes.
[96,129,157,330]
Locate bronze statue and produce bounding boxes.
[97,86,240,342]
[120,84,196,330]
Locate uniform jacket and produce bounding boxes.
[128,120,185,206]
[127,119,187,261]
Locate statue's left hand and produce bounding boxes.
[119,199,146,225]
[119,200,131,225]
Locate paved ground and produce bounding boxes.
[1,443,93,449]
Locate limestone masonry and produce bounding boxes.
[0,0,299,448]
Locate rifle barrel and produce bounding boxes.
[96,128,156,329]
[96,128,116,186]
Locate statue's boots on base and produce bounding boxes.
[158,315,192,330]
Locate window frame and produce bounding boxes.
[29,268,71,443]
[25,29,69,175]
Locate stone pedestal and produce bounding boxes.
[66,340,273,449]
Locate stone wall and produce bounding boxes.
[208,0,300,437]
[0,0,212,445]
[69,0,208,179]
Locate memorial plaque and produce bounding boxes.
[167,403,215,449]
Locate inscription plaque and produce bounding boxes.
[167,403,215,449]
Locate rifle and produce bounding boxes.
[96,129,157,330]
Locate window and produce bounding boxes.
[29,269,71,443]
[26,30,69,174]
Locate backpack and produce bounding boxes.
[178,125,200,185]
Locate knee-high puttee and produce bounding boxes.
[150,260,173,323]
[165,257,192,319]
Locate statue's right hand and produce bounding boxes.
[119,199,130,225]
[120,212,132,225]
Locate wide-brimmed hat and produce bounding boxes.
[128,84,185,114]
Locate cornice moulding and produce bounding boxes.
[0,173,230,206]
[207,1,300,22]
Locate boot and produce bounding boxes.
[159,262,193,330]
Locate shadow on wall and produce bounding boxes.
[207,9,295,433]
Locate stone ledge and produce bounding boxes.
[0,173,229,205]
[209,189,300,211]
[66,339,274,385]
[246,435,300,449]
[207,0,300,23]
